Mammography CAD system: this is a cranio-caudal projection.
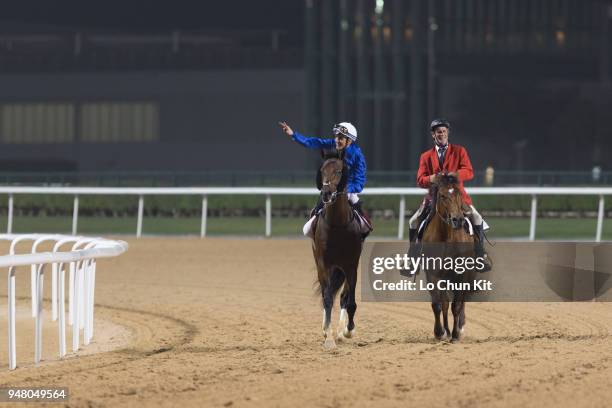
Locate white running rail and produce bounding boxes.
[1,234,128,370]
[0,186,610,241]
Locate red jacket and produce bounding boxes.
[416,144,474,205]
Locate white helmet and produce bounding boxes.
[333,122,358,142]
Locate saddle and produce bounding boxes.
[311,208,373,237]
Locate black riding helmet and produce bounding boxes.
[430,118,450,131]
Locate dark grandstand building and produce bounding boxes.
[305,0,612,171]
[0,0,610,175]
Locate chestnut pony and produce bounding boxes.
[313,151,363,350]
[421,173,476,343]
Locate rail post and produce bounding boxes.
[34,264,45,364]
[596,195,605,242]
[200,195,208,238]
[136,195,144,238]
[7,194,13,234]
[529,194,538,241]
[398,195,406,239]
[8,266,16,369]
[58,262,67,357]
[72,195,79,235]
[265,194,272,237]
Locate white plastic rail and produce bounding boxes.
[1,186,610,241]
[1,234,127,370]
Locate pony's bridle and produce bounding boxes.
[435,192,464,230]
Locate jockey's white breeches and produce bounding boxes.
[468,205,483,226]
[408,205,424,229]
[303,193,360,237]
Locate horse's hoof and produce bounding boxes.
[450,337,460,344]
[324,338,337,350]
[343,328,355,338]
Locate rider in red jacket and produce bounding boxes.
[408,119,491,271]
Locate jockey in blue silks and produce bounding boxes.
[279,121,371,238]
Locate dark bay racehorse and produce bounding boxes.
[313,152,363,350]
[421,174,476,343]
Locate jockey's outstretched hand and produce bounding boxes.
[278,121,294,136]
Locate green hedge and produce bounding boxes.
[0,194,609,216]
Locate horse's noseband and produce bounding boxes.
[435,200,464,230]
[450,216,464,230]
[322,190,338,204]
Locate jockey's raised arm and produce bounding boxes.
[291,131,335,149]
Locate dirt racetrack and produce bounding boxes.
[0,238,611,407]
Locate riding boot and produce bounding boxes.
[474,224,492,272]
[399,228,420,278]
[310,198,324,218]
[407,228,420,257]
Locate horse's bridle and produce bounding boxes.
[435,195,464,230]
[321,181,347,204]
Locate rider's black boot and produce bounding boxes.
[352,200,364,215]
[310,198,324,218]
[474,224,492,272]
[407,228,419,257]
[399,228,420,277]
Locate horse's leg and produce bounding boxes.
[459,302,466,334]
[428,273,445,340]
[451,298,464,343]
[339,266,357,339]
[441,299,451,339]
[337,284,349,340]
[431,301,445,340]
[322,268,344,350]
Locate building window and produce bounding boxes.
[80,102,159,142]
[0,103,74,144]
